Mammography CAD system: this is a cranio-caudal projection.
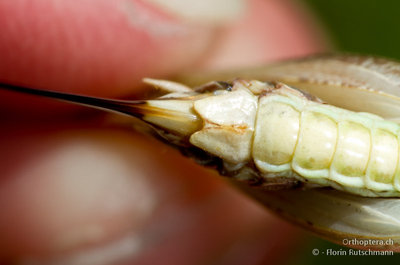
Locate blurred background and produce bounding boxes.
[304,0,400,60]
[286,0,400,263]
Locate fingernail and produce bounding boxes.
[0,130,158,262]
[143,0,246,24]
[22,234,143,265]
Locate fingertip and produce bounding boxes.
[0,123,299,264]
[0,0,216,97]
[0,126,157,257]
[197,0,328,69]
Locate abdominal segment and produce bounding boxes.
[252,89,400,197]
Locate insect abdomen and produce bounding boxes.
[252,90,400,196]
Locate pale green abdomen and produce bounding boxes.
[252,93,400,197]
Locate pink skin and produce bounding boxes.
[198,0,326,69]
[0,0,215,115]
[0,0,214,95]
[0,0,326,264]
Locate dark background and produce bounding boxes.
[304,0,400,59]
[286,0,400,263]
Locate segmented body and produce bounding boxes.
[3,55,400,247]
[2,66,400,197]
[184,80,400,197]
